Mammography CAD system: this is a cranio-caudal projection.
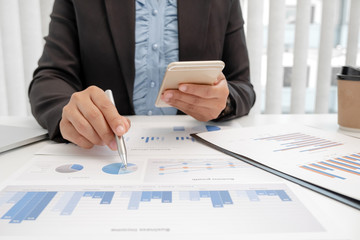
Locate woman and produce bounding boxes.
[29,0,255,150]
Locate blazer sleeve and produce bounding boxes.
[215,0,256,121]
[28,0,82,142]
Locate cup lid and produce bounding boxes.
[337,66,360,81]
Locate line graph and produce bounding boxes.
[157,161,240,175]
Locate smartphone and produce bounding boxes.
[155,60,225,107]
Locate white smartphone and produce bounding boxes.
[155,60,225,107]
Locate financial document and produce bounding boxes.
[0,120,347,240]
[195,124,360,202]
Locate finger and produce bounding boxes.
[76,93,114,146]
[124,117,131,129]
[163,95,217,121]
[177,84,215,99]
[162,90,216,109]
[178,78,228,99]
[88,87,131,137]
[63,100,103,145]
[175,100,215,122]
[59,118,94,149]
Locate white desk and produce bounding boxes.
[0,114,359,239]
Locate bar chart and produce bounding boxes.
[254,132,343,152]
[139,136,196,143]
[194,123,360,202]
[140,136,164,143]
[174,125,221,132]
[1,186,292,223]
[130,124,220,144]
[122,125,221,155]
[0,184,325,235]
[300,153,360,180]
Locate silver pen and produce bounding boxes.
[105,89,128,169]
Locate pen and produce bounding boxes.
[105,89,128,169]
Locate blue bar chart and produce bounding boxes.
[173,125,221,132]
[254,132,343,152]
[0,184,327,236]
[0,187,292,224]
[300,153,360,180]
[1,192,56,223]
[139,136,196,143]
[138,124,220,144]
[175,136,195,142]
[140,136,164,143]
[120,123,224,155]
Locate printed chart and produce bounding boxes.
[0,188,293,222]
[0,184,325,236]
[55,164,83,173]
[254,132,343,152]
[11,155,144,184]
[300,153,360,180]
[157,160,241,175]
[123,124,222,155]
[102,163,138,175]
[143,157,269,183]
[195,124,360,201]
[35,123,225,157]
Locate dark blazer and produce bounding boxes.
[29,0,256,141]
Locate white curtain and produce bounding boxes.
[0,0,359,116]
[245,0,360,114]
[0,0,53,116]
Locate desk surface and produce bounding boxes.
[0,114,359,239]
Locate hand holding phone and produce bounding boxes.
[155,61,225,107]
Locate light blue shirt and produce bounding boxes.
[133,0,179,116]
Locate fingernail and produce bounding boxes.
[179,85,187,92]
[109,140,117,151]
[116,125,125,135]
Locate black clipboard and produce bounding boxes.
[191,133,360,210]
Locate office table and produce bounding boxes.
[0,114,359,239]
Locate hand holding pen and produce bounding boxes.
[59,86,130,155]
[105,89,128,169]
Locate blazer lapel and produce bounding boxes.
[178,0,212,60]
[103,0,212,104]
[104,0,135,104]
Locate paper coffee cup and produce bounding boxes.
[337,66,360,132]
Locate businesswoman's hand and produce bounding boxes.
[59,86,130,150]
[161,73,229,122]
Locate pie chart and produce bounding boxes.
[102,163,138,175]
[55,164,83,173]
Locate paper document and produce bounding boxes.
[0,154,343,240]
[193,123,360,209]
[0,119,348,239]
[0,183,331,238]
[37,121,228,156]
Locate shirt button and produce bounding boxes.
[152,9,158,16]
[147,110,153,116]
[152,43,158,51]
[150,81,155,88]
